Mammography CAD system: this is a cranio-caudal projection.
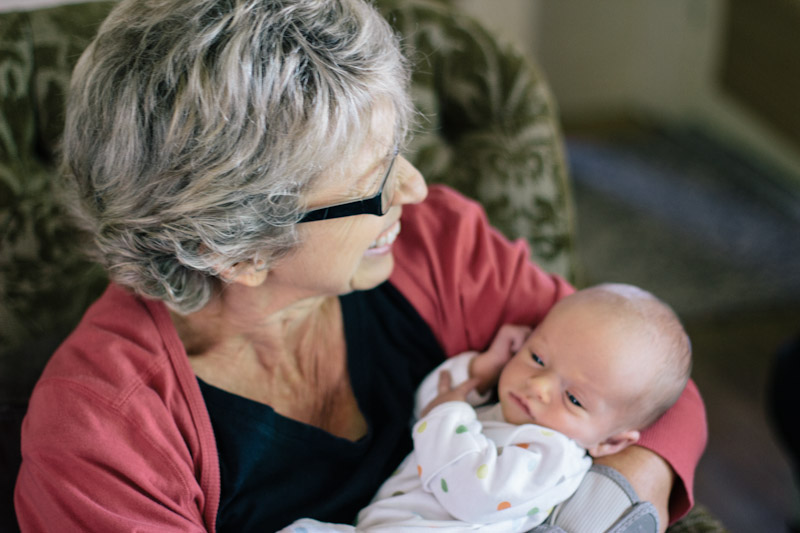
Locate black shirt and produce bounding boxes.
[198,281,445,532]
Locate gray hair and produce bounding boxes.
[62,0,413,313]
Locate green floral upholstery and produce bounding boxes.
[0,3,113,402]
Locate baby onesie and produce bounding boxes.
[281,353,591,532]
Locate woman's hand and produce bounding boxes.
[469,324,532,393]
[419,370,481,417]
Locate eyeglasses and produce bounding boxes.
[298,147,399,223]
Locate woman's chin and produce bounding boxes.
[350,251,394,291]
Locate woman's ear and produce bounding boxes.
[587,429,641,458]
[219,259,268,287]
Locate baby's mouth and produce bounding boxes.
[511,392,535,420]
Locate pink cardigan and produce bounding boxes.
[16,185,706,531]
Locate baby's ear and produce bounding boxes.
[587,429,640,458]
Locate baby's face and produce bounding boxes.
[497,300,654,455]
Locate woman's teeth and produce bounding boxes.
[369,221,401,249]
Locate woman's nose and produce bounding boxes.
[392,156,427,206]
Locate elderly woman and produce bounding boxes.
[15,0,705,532]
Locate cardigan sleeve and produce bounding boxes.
[639,379,707,522]
[390,185,706,523]
[16,380,210,532]
[15,285,218,532]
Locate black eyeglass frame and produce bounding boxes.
[297,148,399,223]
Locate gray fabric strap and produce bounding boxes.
[529,525,567,532]
[540,464,659,533]
[607,501,659,533]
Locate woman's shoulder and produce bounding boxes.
[390,185,489,323]
[392,184,499,271]
[34,284,186,408]
[391,184,571,357]
[400,184,487,233]
[18,284,212,529]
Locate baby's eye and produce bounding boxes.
[566,392,583,409]
[530,352,544,366]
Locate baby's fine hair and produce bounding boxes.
[573,283,692,429]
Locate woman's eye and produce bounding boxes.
[566,392,583,408]
[530,352,544,366]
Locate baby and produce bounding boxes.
[282,283,692,532]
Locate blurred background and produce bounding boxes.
[456,1,800,531]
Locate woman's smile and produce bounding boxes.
[365,219,401,256]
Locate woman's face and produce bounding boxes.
[266,118,428,299]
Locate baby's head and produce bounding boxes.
[497,283,691,457]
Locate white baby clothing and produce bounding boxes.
[280,353,591,532]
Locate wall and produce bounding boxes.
[457,0,541,68]
[455,0,800,186]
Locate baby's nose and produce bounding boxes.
[529,375,552,404]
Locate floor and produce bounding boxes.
[565,121,800,533]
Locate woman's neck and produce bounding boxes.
[171,280,329,357]
[169,282,367,440]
